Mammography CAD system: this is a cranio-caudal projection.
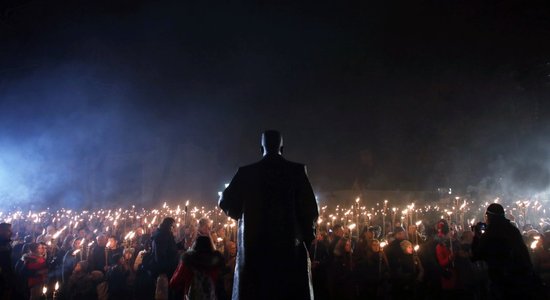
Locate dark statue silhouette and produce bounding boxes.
[219,130,319,300]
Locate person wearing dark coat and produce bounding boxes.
[11,235,32,269]
[151,217,179,278]
[385,226,408,271]
[219,130,319,300]
[62,238,83,283]
[416,224,444,299]
[89,234,108,273]
[0,223,14,300]
[472,203,537,300]
[354,239,389,299]
[107,254,131,300]
[309,231,330,300]
[66,261,97,300]
[327,237,354,300]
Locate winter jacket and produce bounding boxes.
[23,253,48,288]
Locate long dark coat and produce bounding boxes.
[219,154,319,300]
[472,217,536,299]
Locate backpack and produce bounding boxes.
[186,270,216,300]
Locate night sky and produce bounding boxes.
[1,0,550,208]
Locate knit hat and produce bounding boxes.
[486,203,505,217]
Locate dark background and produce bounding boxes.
[1,0,550,208]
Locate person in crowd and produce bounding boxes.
[77,228,88,240]
[91,270,109,300]
[222,240,237,299]
[52,234,74,282]
[183,224,197,250]
[106,235,124,267]
[170,235,226,299]
[197,218,212,237]
[11,234,32,269]
[62,237,83,283]
[215,227,227,254]
[197,217,217,250]
[151,217,180,279]
[36,225,56,244]
[353,226,374,264]
[408,224,424,246]
[219,130,319,300]
[65,260,96,300]
[391,240,423,299]
[435,219,458,296]
[107,253,131,300]
[531,231,550,298]
[0,223,14,300]
[134,240,156,300]
[23,242,48,300]
[454,230,487,299]
[309,230,330,300]
[89,234,108,272]
[327,237,354,300]
[134,242,149,272]
[354,239,389,299]
[122,247,137,298]
[472,203,537,299]
[386,226,413,298]
[328,224,344,263]
[133,227,150,253]
[385,226,408,268]
[417,223,443,299]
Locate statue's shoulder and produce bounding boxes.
[284,159,305,170]
[239,161,261,170]
[242,156,306,172]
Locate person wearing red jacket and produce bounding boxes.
[435,219,458,295]
[170,236,225,299]
[23,242,48,300]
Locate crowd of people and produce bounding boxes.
[0,203,549,300]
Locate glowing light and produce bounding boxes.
[52,226,68,239]
[124,231,136,240]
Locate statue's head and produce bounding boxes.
[261,130,283,156]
